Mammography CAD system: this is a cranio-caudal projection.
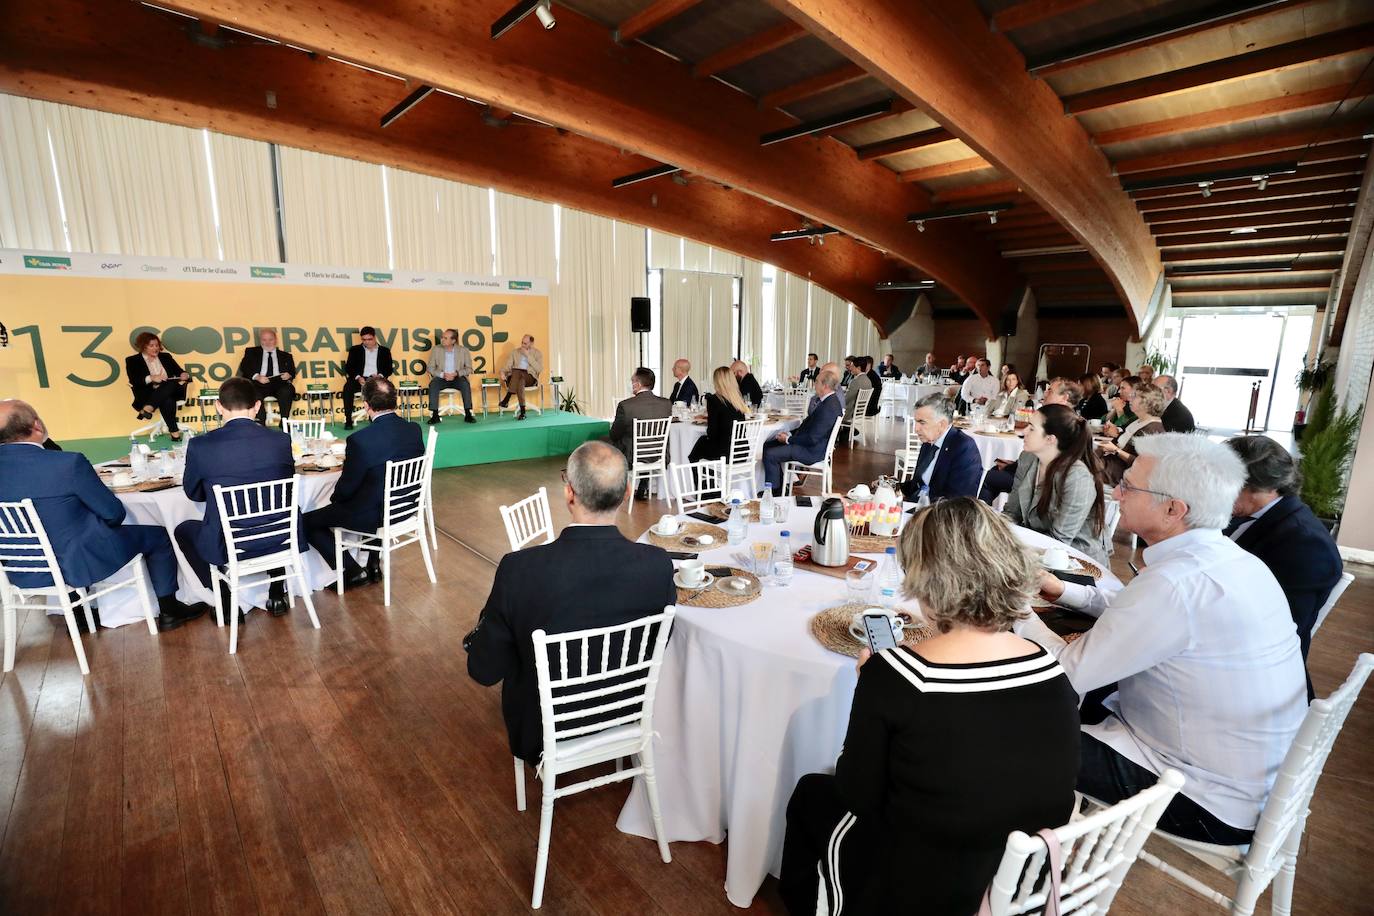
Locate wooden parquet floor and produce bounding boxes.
[2,421,1372,914]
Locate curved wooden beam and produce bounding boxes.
[769,0,1160,333]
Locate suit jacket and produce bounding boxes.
[785,392,842,463]
[0,443,133,588]
[500,346,545,380]
[609,391,673,459]
[878,363,901,379]
[900,427,983,501]
[426,345,474,379]
[344,344,395,380]
[1003,454,1107,566]
[181,418,296,566]
[844,371,874,420]
[738,373,764,407]
[798,366,819,386]
[328,412,424,531]
[1233,494,1342,662]
[865,370,884,415]
[125,351,186,408]
[668,376,699,405]
[689,394,745,462]
[237,347,298,381]
[464,525,677,762]
[1162,397,1196,434]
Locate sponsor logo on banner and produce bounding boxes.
[141,264,168,273]
[100,262,123,271]
[464,279,501,289]
[183,265,240,276]
[251,266,286,278]
[363,272,393,284]
[304,270,351,280]
[508,280,533,291]
[24,255,72,270]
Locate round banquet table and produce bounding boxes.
[84,467,344,627]
[663,416,800,498]
[968,428,1025,469]
[882,382,947,419]
[616,500,1121,907]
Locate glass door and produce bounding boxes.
[1172,311,1312,433]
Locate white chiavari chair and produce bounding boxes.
[782,415,843,497]
[333,456,436,606]
[840,388,873,449]
[723,418,765,500]
[500,486,556,552]
[893,417,921,482]
[1312,571,1354,637]
[670,460,725,515]
[628,417,672,505]
[423,426,439,550]
[284,417,326,440]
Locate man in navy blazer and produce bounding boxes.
[174,378,297,616]
[761,369,843,495]
[667,358,698,406]
[341,326,395,430]
[1226,436,1342,696]
[0,400,203,630]
[303,377,424,589]
[900,394,983,501]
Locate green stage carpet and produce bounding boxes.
[58,410,611,469]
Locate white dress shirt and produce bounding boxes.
[143,354,167,384]
[363,346,378,377]
[260,348,279,377]
[1228,494,1281,542]
[443,348,457,375]
[920,428,950,488]
[517,352,529,371]
[1016,527,1305,829]
[960,372,999,404]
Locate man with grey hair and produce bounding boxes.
[1155,375,1195,433]
[464,441,676,763]
[425,328,476,425]
[762,368,843,495]
[898,395,982,502]
[1021,433,1305,846]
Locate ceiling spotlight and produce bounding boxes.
[1199,181,1213,198]
[915,220,926,233]
[491,0,551,39]
[535,1,556,29]
[988,211,998,225]
[1229,227,1259,235]
[1253,175,1268,191]
[771,225,839,242]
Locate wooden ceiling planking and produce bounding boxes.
[1162,238,1349,259]
[854,128,957,161]
[1144,191,1357,223]
[1135,173,1362,211]
[933,179,1024,203]
[1124,147,1369,195]
[899,156,998,183]
[990,0,1101,34]
[616,0,704,42]
[693,20,807,77]
[1111,120,1372,174]
[758,61,869,109]
[1155,222,1350,246]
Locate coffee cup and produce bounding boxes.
[112,470,135,488]
[848,608,907,642]
[1088,419,1103,433]
[847,484,873,500]
[318,454,339,469]
[1041,546,1070,570]
[679,558,705,586]
[657,514,680,536]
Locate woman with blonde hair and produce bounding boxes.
[689,366,750,462]
[781,498,1079,915]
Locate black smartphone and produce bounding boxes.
[686,511,718,523]
[1048,569,1096,588]
[706,566,734,578]
[666,551,697,560]
[862,613,899,654]
[795,496,814,507]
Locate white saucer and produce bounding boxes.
[653,524,683,536]
[674,570,714,590]
[1040,555,1085,573]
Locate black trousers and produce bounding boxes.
[249,378,296,425]
[1078,733,1255,845]
[303,502,369,571]
[780,773,884,915]
[138,381,187,433]
[341,378,368,422]
[979,465,1014,503]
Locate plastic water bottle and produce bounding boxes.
[727,498,746,545]
[877,546,902,608]
[774,531,793,587]
[916,485,931,509]
[760,489,775,525]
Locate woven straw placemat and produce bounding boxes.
[1041,556,1105,580]
[702,499,761,521]
[647,521,727,551]
[108,477,179,494]
[847,530,899,553]
[810,603,934,658]
[676,567,761,607]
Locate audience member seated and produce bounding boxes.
[841,356,857,388]
[688,367,749,463]
[341,326,394,430]
[841,358,873,432]
[1225,435,1343,691]
[960,358,999,408]
[1004,405,1109,566]
[916,352,941,379]
[499,334,545,421]
[732,359,764,408]
[1099,362,1119,397]
[425,328,476,425]
[979,377,1081,504]
[948,354,968,384]
[899,395,983,502]
[1136,363,1156,386]
[174,378,296,618]
[1076,372,1109,421]
[236,327,297,426]
[1018,434,1306,845]
[762,370,842,495]
[809,361,842,415]
[609,367,673,499]
[877,354,901,379]
[303,378,423,589]
[986,369,1030,418]
[863,357,884,416]
[1099,383,1166,486]
[797,353,819,387]
[1106,367,1127,400]
[1157,375,1196,433]
[125,331,190,441]
[0,399,203,631]
[463,441,676,764]
[1103,375,1140,438]
[781,498,1079,916]
[668,358,698,405]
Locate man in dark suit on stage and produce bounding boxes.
[0,399,204,631]
[1157,376,1196,434]
[174,378,297,617]
[732,359,764,408]
[762,370,843,495]
[609,367,673,498]
[668,358,698,406]
[303,378,423,588]
[900,394,983,502]
[1226,435,1342,696]
[464,440,676,764]
[236,328,298,426]
[341,326,394,430]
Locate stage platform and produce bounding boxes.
[59,409,611,469]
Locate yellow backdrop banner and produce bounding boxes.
[0,254,549,439]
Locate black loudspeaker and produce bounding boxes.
[631,296,651,332]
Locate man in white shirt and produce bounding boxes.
[1020,433,1306,844]
[959,358,999,406]
[425,328,476,425]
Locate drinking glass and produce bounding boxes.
[845,568,872,604]
[751,542,774,581]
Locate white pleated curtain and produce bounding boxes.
[278,147,389,268]
[0,95,69,251]
[386,169,492,275]
[494,191,556,280]
[206,133,278,261]
[661,268,736,393]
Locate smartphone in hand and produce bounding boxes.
[862,612,899,654]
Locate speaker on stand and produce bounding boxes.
[631,296,651,369]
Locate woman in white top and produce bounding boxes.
[986,370,1030,418]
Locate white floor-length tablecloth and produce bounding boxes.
[617,501,1121,907]
[881,382,946,419]
[663,417,800,498]
[969,429,1025,469]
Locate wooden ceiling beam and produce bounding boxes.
[1157,223,1349,247]
[758,62,868,109]
[616,0,702,43]
[1126,148,1368,198]
[1167,258,1340,276]
[853,127,956,161]
[1172,284,1332,295]
[1112,121,1372,175]
[771,0,1162,332]
[898,155,994,183]
[990,0,1099,33]
[1146,192,1356,224]
[1136,174,1361,212]
[933,179,1023,204]
[1163,238,1347,260]
[1064,26,1374,114]
[692,21,807,78]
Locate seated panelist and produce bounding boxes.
[426,328,477,425]
[125,331,190,441]
[237,328,298,426]
[342,326,394,430]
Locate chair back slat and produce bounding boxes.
[727,418,765,469]
[670,460,724,515]
[382,455,428,531]
[783,392,808,414]
[631,417,671,467]
[500,487,555,551]
[211,477,303,570]
[1312,571,1354,635]
[284,418,326,440]
[0,500,68,592]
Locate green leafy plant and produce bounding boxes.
[1300,383,1362,521]
[1304,377,1336,441]
[558,387,584,415]
[1142,346,1172,376]
[1296,358,1334,393]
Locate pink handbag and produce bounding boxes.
[977,827,1063,916]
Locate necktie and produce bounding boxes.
[914,442,938,481]
[1223,515,1254,539]
[267,351,276,377]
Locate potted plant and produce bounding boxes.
[1299,378,1362,533]
[1293,358,1334,441]
[1142,346,1172,377]
[558,388,584,415]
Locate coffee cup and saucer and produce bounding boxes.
[848,608,913,643]
[674,558,714,590]
[1039,546,1078,572]
[110,469,136,489]
[654,514,681,537]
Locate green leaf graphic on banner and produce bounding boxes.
[475,315,492,327]
[491,303,508,315]
[493,332,509,343]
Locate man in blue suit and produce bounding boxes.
[303,377,424,589]
[762,369,843,495]
[899,394,983,502]
[0,400,204,631]
[667,358,698,406]
[175,378,297,617]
